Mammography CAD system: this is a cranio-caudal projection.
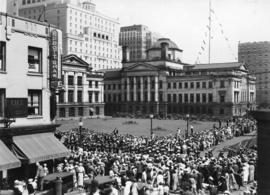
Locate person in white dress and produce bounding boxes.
[123,180,133,195]
[242,162,250,186]
[77,163,85,188]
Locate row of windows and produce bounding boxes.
[69,9,116,27]
[0,89,42,117]
[104,92,214,104]
[22,0,44,5]
[0,42,43,73]
[59,106,100,118]
[64,76,99,88]
[59,91,99,103]
[105,80,227,91]
[168,81,214,89]
[167,93,213,103]
[93,32,109,40]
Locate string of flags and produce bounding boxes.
[212,11,238,61]
[195,2,238,64]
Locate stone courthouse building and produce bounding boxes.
[104,38,256,117]
[57,54,105,119]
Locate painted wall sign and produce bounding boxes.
[5,98,28,118]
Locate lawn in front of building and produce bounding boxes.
[56,117,216,137]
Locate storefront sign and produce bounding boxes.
[50,29,59,89]
[5,98,28,118]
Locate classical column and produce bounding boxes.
[127,77,130,101]
[82,73,88,102]
[133,77,137,101]
[121,78,125,101]
[154,76,158,102]
[92,92,95,103]
[64,71,68,103]
[74,72,78,102]
[140,77,143,102]
[100,82,104,103]
[147,76,151,102]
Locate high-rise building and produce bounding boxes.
[18,0,122,71]
[119,25,162,61]
[238,42,270,107]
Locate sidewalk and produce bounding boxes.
[200,131,257,157]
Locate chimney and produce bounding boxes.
[161,42,169,60]
[122,46,130,63]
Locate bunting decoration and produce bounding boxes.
[194,2,237,63]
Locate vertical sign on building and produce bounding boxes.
[50,29,58,89]
[50,29,58,120]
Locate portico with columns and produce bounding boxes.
[57,54,105,119]
[104,38,256,117]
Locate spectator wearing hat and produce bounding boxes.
[190,126,194,137]
[27,179,35,195]
[35,162,45,191]
[13,180,23,195]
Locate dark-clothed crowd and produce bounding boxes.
[51,118,257,195]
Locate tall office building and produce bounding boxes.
[119,25,162,61]
[238,42,270,107]
[18,0,122,71]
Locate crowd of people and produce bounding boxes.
[6,117,257,195]
[50,117,257,195]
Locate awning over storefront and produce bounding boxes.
[0,140,21,170]
[13,133,70,164]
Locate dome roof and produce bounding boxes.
[149,38,182,51]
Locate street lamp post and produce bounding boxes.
[186,114,190,139]
[150,114,154,139]
[78,117,83,147]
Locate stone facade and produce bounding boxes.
[104,39,256,118]
[57,54,104,120]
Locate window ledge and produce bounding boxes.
[27,115,43,119]
[27,72,43,77]
[0,70,7,74]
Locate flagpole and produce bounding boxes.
[208,0,211,64]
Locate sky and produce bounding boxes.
[95,0,270,64]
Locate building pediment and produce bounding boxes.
[124,63,159,72]
[62,54,89,68]
[239,64,248,71]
